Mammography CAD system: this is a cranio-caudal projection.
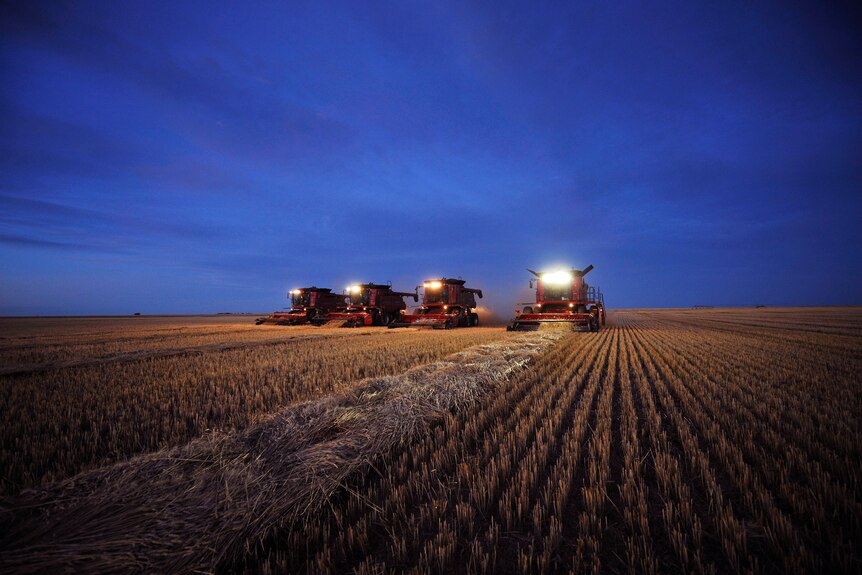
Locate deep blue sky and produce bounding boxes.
[2,1,860,315]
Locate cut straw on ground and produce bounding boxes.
[0,329,567,574]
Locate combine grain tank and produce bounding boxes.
[507,265,605,331]
[316,283,419,327]
[389,278,483,329]
[255,287,347,325]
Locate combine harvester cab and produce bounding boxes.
[390,278,483,329]
[507,265,605,332]
[255,287,347,325]
[317,283,419,327]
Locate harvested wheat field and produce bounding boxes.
[0,316,510,495]
[1,309,860,574]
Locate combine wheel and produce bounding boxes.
[471,314,479,327]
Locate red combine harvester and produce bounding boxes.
[317,283,419,327]
[389,278,483,329]
[507,265,605,331]
[255,287,347,325]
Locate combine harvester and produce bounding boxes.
[389,278,483,329]
[316,283,418,327]
[507,265,605,331]
[255,287,347,325]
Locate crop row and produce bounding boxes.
[243,310,860,574]
[0,328,508,496]
[0,321,353,373]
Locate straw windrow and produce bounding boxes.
[0,330,566,574]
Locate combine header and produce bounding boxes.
[317,283,418,327]
[389,278,483,329]
[507,265,605,331]
[255,287,347,325]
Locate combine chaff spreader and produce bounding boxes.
[317,283,418,327]
[255,287,347,325]
[507,265,605,331]
[389,278,483,329]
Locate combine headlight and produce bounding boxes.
[289,289,302,295]
[424,281,443,289]
[348,285,362,293]
[542,270,573,285]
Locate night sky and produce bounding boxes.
[2,1,860,316]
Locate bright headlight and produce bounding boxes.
[542,270,572,285]
[424,281,443,289]
[349,285,362,293]
[290,289,302,295]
